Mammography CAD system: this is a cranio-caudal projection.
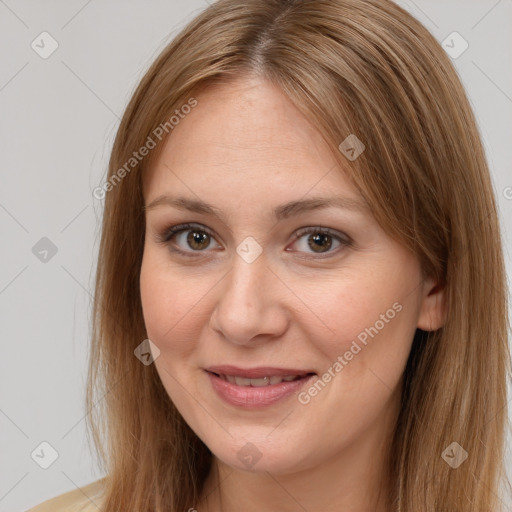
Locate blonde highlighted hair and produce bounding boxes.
[87,0,511,510]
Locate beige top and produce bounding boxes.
[25,478,105,512]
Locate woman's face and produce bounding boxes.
[140,76,443,475]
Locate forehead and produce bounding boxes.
[143,76,362,212]
[187,80,325,155]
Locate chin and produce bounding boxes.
[204,432,317,475]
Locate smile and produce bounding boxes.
[215,374,304,386]
[205,370,316,408]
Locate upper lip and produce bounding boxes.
[205,365,316,379]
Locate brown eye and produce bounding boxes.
[289,227,351,257]
[155,223,351,259]
[307,232,333,253]
[186,230,211,250]
[156,223,220,256]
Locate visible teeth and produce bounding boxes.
[219,374,302,386]
[225,375,237,385]
[244,377,268,387]
[234,376,252,386]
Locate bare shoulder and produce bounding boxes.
[25,478,106,512]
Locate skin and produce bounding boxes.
[140,75,445,512]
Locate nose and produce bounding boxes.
[209,248,289,346]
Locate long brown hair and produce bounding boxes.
[86,0,511,510]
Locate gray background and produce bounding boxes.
[0,1,511,511]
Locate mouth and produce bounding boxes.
[205,365,316,384]
[207,372,314,387]
[204,366,317,408]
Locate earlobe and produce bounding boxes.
[417,277,447,331]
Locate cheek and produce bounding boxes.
[139,250,201,351]
[305,265,420,381]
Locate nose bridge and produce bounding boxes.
[224,247,269,313]
[210,243,285,343]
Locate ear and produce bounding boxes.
[417,276,446,331]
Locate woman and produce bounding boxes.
[27,0,510,510]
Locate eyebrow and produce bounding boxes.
[144,194,369,221]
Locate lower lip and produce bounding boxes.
[205,371,316,408]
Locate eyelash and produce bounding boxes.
[154,222,352,259]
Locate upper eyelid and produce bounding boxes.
[158,222,350,253]
[161,222,345,240]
